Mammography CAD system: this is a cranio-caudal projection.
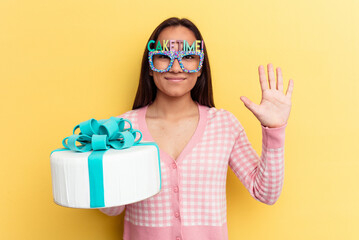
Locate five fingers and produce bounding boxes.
[258,63,293,98]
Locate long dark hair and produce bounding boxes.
[132,17,215,110]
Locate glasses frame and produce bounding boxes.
[148,50,204,73]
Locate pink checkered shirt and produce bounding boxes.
[100,101,286,240]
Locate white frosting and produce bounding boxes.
[50,142,161,209]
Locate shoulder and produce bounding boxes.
[205,106,244,132]
[114,106,146,127]
[201,105,245,141]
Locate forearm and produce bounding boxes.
[247,124,286,205]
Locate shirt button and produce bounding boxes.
[174,186,179,193]
[172,163,177,169]
[176,237,181,240]
[175,211,180,218]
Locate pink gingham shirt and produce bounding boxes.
[100,101,287,240]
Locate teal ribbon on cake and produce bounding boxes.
[52,117,143,208]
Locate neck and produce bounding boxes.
[148,92,198,120]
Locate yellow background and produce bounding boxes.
[1,0,358,239]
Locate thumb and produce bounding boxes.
[240,96,258,114]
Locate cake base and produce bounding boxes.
[50,142,161,209]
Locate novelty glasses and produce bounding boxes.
[148,50,204,73]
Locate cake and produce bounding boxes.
[50,117,162,209]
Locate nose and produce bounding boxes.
[169,58,183,73]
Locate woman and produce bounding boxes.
[100,17,293,240]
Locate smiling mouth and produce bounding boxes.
[165,77,186,81]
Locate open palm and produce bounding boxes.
[240,63,294,128]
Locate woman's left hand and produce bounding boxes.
[240,63,294,128]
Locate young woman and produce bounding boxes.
[100,17,293,240]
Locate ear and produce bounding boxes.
[149,69,153,76]
[197,69,202,78]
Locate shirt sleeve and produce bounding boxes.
[227,111,286,205]
[99,205,126,216]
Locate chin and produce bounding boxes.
[166,91,189,98]
[159,88,191,98]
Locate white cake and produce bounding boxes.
[50,142,161,209]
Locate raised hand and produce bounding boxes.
[240,63,293,128]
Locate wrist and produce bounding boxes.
[261,122,287,129]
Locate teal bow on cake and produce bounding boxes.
[53,116,143,208]
[62,116,142,152]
